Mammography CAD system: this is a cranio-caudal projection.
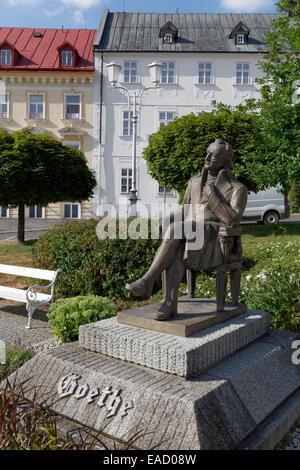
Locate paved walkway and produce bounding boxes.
[0,302,55,351]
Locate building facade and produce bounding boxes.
[0,27,96,221]
[93,10,277,217]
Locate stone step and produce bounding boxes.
[79,309,270,378]
[6,328,300,450]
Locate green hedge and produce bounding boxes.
[289,181,300,213]
[33,218,161,299]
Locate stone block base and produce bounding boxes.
[79,310,270,378]
[6,328,300,450]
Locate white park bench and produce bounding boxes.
[0,264,61,329]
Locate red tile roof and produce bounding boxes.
[0,27,96,71]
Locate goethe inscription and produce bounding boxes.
[57,373,134,418]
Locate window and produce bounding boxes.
[120,168,132,194]
[124,61,137,83]
[65,95,81,119]
[29,205,43,218]
[236,34,245,44]
[122,110,133,136]
[1,50,11,65]
[158,185,173,195]
[235,63,250,85]
[164,34,173,43]
[64,202,79,219]
[198,62,212,84]
[0,207,8,218]
[29,94,44,119]
[62,51,72,66]
[0,94,8,118]
[63,141,81,150]
[161,62,175,84]
[159,111,176,127]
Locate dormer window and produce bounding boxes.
[62,51,72,66]
[164,34,173,43]
[58,42,78,68]
[159,21,178,44]
[236,34,245,44]
[229,22,250,45]
[1,50,11,65]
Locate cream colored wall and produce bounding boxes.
[0,71,94,220]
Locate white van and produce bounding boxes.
[242,187,290,224]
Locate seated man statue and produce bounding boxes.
[125,138,248,321]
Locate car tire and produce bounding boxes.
[263,211,279,225]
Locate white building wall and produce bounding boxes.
[94,51,265,216]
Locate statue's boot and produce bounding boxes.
[125,277,154,299]
[152,244,185,321]
[125,236,182,299]
[153,300,177,321]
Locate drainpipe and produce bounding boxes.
[98,52,103,216]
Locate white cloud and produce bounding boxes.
[6,0,101,8]
[220,0,273,12]
[72,9,85,25]
[6,0,41,5]
[60,0,100,8]
[44,6,65,17]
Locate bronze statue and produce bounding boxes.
[125,138,248,321]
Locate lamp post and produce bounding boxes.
[106,61,162,218]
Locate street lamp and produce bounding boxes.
[106,61,162,217]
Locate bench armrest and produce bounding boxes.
[26,269,61,302]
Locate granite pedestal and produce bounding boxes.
[5,299,300,450]
[117,297,247,337]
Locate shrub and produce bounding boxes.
[47,295,119,343]
[240,264,300,331]
[192,240,300,332]
[33,219,161,299]
[0,345,34,380]
[289,181,300,213]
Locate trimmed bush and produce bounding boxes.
[47,295,119,343]
[289,181,300,213]
[33,218,161,299]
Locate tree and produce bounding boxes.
[244,0,300,192]
[0,129,96,242]
[143,107,264,195]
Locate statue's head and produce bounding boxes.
[205,138,233,172]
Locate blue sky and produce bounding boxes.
[1,0,278,30]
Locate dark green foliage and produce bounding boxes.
[33,219,161,299]
[0,128,96,207]
[0,128,96,241]
[245,0,300,192]
[143,106,263,194]
[289,181,300,213]
[47,295,119,343]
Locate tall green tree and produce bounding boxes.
[0,129,96,242]
[245,0,300,192]
[143,107,264,195]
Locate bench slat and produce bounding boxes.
[0,286,51,303]
[0,264,57,281]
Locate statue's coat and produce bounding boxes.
[182,168,247,270]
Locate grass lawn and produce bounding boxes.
[0,240,36,288]
[242,223,300,262]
